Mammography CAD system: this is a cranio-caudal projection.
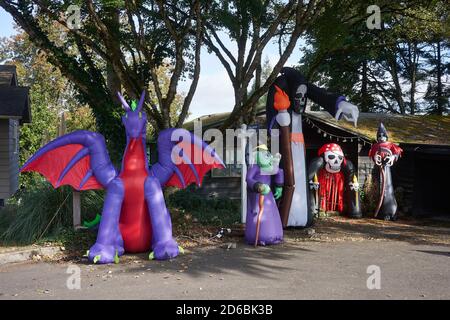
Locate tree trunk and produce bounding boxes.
[436,40,443,115]
[388,51,406,114]
[409,42,418,115]
[107,62,121,102]
[361,60,369,112]
[246,60,262,124]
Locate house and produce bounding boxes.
[0,65,31,206]
[183,110,450,218]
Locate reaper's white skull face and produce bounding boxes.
[324,150,344,173]
[294,84,307,113]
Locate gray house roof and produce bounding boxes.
[0,65,18,86]
[0,65,31,124]
[184,111,450,146]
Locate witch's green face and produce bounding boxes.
[256,150,274,169]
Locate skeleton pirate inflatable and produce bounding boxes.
[369,123,403,220]
[308,143,361,218]
[266,67,359,227]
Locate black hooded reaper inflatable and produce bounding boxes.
[369,123,403,220]
[266,67,359,227]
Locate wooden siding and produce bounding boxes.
[194,175,242,200]
[0,119,10,198]
[9,119,19,195]
[0,119,19,199]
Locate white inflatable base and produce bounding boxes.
[287,113,308,227]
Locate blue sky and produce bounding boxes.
[0,8,16,37]
[0,8,302,120]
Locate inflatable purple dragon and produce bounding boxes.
[21,91,224,264]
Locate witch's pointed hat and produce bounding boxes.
[377,122,389,142]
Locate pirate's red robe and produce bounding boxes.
[317,168,345,213]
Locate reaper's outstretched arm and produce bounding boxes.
[307,82,359,126]
[280,67,359,126]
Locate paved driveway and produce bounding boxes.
[0,240,449,299]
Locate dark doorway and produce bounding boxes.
[413,149,450,216]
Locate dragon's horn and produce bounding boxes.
[117,92,131,111]
[137,90,146,112]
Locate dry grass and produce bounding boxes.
[28,215,450,264]
[285,216,450,246]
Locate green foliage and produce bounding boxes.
[0,32,102,187]
[362,173,378,216]
[0,182,104,245]
[0,205,16,237]
[167,187,240,226]
[298,0,449,115]
[0,0,207,142]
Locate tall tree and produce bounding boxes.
[193,0,328,129]
[298,0,449,115]
[0,32,97,187]
[0,0,207,159]
[424,40,450,115]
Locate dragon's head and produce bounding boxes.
[117,91,147,138]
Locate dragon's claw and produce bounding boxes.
[178,246,185,254]
[88,243,123,264]
[151,239,180,260]
[148,251,155,260]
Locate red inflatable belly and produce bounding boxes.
[119,139,152,253]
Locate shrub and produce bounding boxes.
[167,186,240,226]
[1,181,103,245]
[362,173,379,216]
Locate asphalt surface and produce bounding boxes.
[0,240,449,299]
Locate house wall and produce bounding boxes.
[0,118,19,200]
[357,144,373,185]
[0,119,11,199]
[9,119,19,195]
[193,118,364,201]
[194,175,241,200]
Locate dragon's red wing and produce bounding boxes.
[165,141,224,188]
[22,144,103,191]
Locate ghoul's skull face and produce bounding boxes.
[374,147,395,167]
[324,150,344,173]
[377,132,388,143]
